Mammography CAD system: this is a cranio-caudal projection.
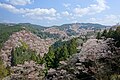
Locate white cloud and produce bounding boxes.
[88,15,120,25]
[0,0,111,23]
[63,3,71,10]
[63,3,71,8]
[0,3,20,13]
[62,11,72,16]
[74,7,89,16]
[74,0,109,16]
[0,3,57,20]
[6,0,34,6]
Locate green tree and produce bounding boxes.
[45,47,55,68]
[60,44,69,60]
[31,52,37,61]
[107,28,114,38]
[113,26,120,47]
[0,65,9,79]
[96,32,101,39]
[11,45,42,66]
[102,29,108,38]
[114,26,120,40]
[11,48,17,66]
[68,38,77,55]
[44,38,78,68]
[0,58,10,79]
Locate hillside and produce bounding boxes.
[46,38,120,80]
[45,25,120,80]
[56,23,107,30]
[1,30,54,66]
[43,27,68,38]
[0,23,119,80]
[0,28,56,79]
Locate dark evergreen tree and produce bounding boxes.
[96,32,101,39]
[62,44,69,60]
[11,49,17,66]
[44,38,78,68]
[11,45,42,66]
[45,47,55,68]
[107,28,114,38]
[102,29,107,38]
[114,26,120,47]
[68,38,77,55]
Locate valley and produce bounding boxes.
[0,23,120,80]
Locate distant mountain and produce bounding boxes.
[0,23,48,30]
[17,23,48,30]
[0,22,109,29]
[55,23,109,30]
[0,23,110,41]
[45,23,109,37]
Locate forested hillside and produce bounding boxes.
[0,23,86,79]
[0,23,120,80]
[46,26,120,80]
[0,25,22,48]
[0,23,59,49]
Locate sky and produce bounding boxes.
[0,0,120,26]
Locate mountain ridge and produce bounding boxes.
[0,22,109,28]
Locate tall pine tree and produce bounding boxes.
[102,29,107,38]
